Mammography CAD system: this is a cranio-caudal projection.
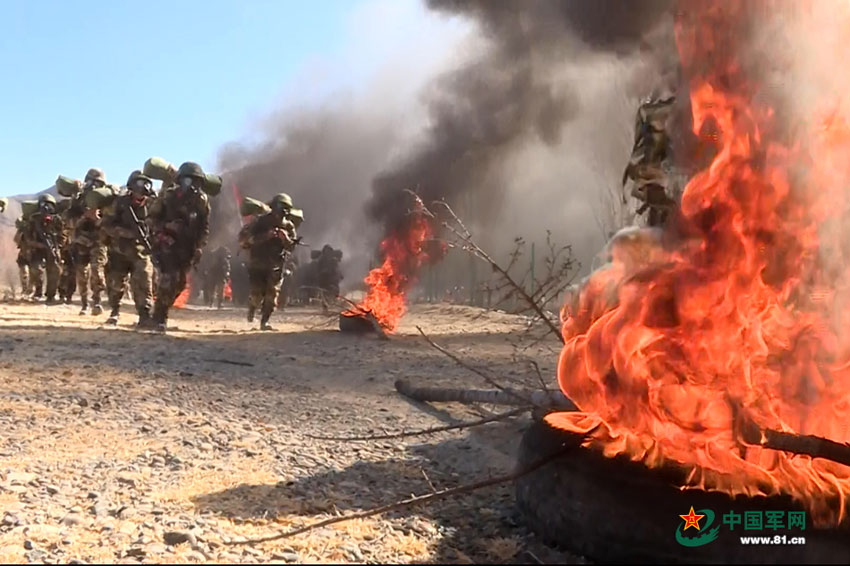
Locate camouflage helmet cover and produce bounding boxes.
[268,193,293,212]
[126,170,155,195]
[84,167,106,183]
[38,193,57,206]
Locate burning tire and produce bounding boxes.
[515,418,850,564]
[338,312,376,334]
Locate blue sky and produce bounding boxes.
[0,0,458,197]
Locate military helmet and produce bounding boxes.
[38,194,57,206]
[127,170,155,196]
[176,162,205,180]
[288,207,304,228]
[84,168,106,184]
[268,193,293,213]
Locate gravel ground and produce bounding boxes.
[0,300,582,564]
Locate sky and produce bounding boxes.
[0,0,469,197]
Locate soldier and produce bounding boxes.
[148,162,211,332]
[202,246,231,309]
[101,171,157,328]
[13,216,32,298]
[316,245,343,313]
[25,195,65,304]
[57,198,76,304]
[622,88,677,228]
[238,193,298,330]
[66,168,115,315]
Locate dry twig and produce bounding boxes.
[305,406,529,441]
[225,447,569,546]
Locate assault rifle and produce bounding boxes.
[34,215,60,264]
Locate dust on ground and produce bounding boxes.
[0,301,580,564]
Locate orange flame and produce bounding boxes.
[173,273,192,309]
[547,1,850,526]
[345,208,436,332]
[224,279,232,301]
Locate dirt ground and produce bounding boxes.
[0,300,581,564]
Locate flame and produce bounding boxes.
[224,279,232,301]
[345,206,437,332]
[547,1,850,526]
[173,273,192,309]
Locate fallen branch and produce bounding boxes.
[338,296,389,340]
[305,406,529,441]
[742,424,850,468]
[224,447,570,546]
[396,379,575,411]
[204,358,255,367]
[415,326,532,405]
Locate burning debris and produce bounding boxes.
[341,195,443,334]
[544,0,850,527]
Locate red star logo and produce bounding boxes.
[680,506,704,531]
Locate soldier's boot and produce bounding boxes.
[136,310,155,330]
[152,306,168,333]
[91,294,103,316]
[247,305,256,323]
[105,307,120,326]
[260,308,274,331]
[79,298,88,315]
[45,296,58,306]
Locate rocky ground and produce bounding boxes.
[0,300,582,564]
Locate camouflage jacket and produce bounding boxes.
[148,187,211,255]
[101,194,152,260]
[238,212,296,267]
[25,211,66,256]
[625,96,676,189]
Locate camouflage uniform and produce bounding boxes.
[57,198,76,304]
[277,254,299,310]
[25,195,66,303]
[101,171,156,327]
[148,162,211,331]
[14,217,32,297]
[66,168,115,314]
[238,194,297,330]
[623,90,677,228]
[202,246,231,309]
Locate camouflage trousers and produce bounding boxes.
[248,265,284,322]
[16,251,31,296]
[29,249,61,301]
[152,251,191,325]
[73,243,106,307]
[58,248,76,302]
[203,275,227,308]
[106,252,153,319]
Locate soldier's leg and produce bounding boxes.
[215,279,224,309]
[106,254,130,324]
[89,244,106,314]
[152,269,176,328]
[45,256,61,303]
[17,255,30,297]
[260,268,283,330]
[130,256,154,325]
[30,255,45,299]
[247,267,266,323]
[75,247,91,312]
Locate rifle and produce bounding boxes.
[34,215,60,264]
[127,204,153,255]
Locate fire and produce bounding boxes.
[224,279,232,301]
[345,206,437,332]
[173,273,192,309]
[546,1,850,526]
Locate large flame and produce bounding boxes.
[345,208,436,332]
[173,273,192,309]
[547,1,850,526]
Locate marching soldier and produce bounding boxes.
[238,193,298,330]
[25,195,65,304]
[202,246,231,309]
[101,171,157,328]
[148,162,211,332]
[66,168,116,314]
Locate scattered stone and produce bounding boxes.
[6,471,36,485]
[61,513,83,527]
[23,540,33,550]
[3,512,21,526]
[163,530,195,546]
[272,551,300,563]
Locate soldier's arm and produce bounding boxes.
[196,198,211,251]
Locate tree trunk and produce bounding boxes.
[394,379,575,410]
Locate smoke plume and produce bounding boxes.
[215,0,680,292]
